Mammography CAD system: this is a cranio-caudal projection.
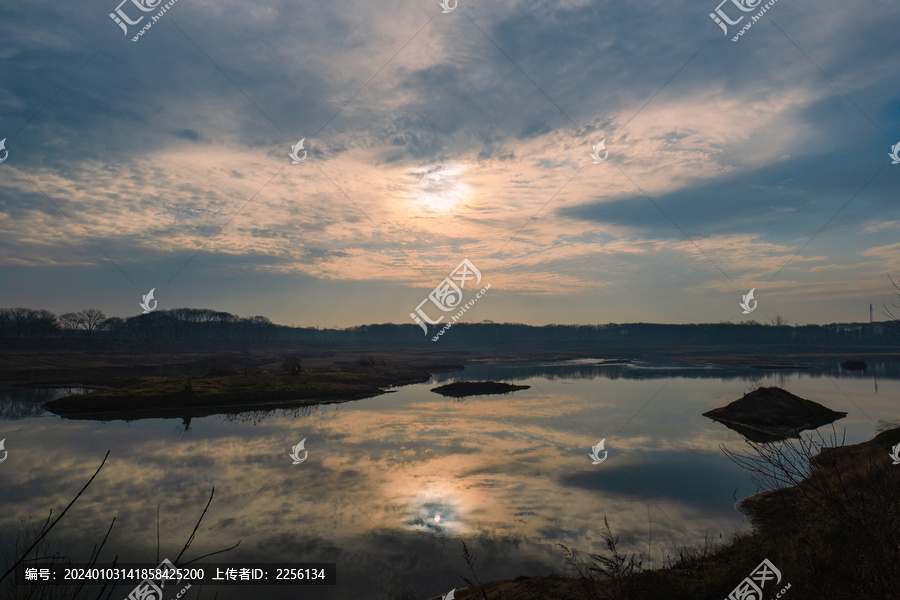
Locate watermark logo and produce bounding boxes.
[109,0,160,35]
[409,259,491,341]
[125,558,190,600]
[110,0,179,41]
[739,288,757,314]
[889,443,900,465]
[289,439,308,464]
[0,438,7,464]
[439,0,457,13]
[0,138,8,164]
[889,141,900,165]
[590,138,608,163]
[725,558,788,600]
[589,439,608,464]
[289,139,307,164]
[140,288,158,314]
[441,589,456,600]
[709,0,758,34]
[711,0,781,42]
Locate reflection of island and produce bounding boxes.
[0,387,95,421]
[702,386,847,442]
[841,359,868,371]
[430,381,530,398]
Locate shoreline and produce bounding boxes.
[453,426,900,600]
[4,349,895,422]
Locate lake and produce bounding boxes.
[0,358,896,599]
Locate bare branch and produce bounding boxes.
[0,451,110,584]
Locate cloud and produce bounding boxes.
[0,0,898,324]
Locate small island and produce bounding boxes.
[430,380,530,398]
[702,386,847,442]
[43,364,435,420]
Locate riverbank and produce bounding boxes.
[3,340,894,422]
[1,337,894,387]
[448,426,900,600]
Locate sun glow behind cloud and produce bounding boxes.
[409,165,470,213]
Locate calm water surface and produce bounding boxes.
[0,359,896,599]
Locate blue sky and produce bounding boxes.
[1,0,899,326]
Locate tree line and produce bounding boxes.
[0,307,279,340]
[0,305,897,348]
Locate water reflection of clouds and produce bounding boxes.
[2,365,898,598]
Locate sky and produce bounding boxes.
[1,0,899,327]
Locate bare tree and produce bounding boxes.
[28,310,58,338]
[77,309,106,339]
[9,308,33,338]
[58,313,84,339]
[885,273,900,321]
[99,317,125,340]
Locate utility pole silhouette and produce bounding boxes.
[870,303,873,323]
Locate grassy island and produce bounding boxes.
[430,380,531,398]
[43,364,435,420]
